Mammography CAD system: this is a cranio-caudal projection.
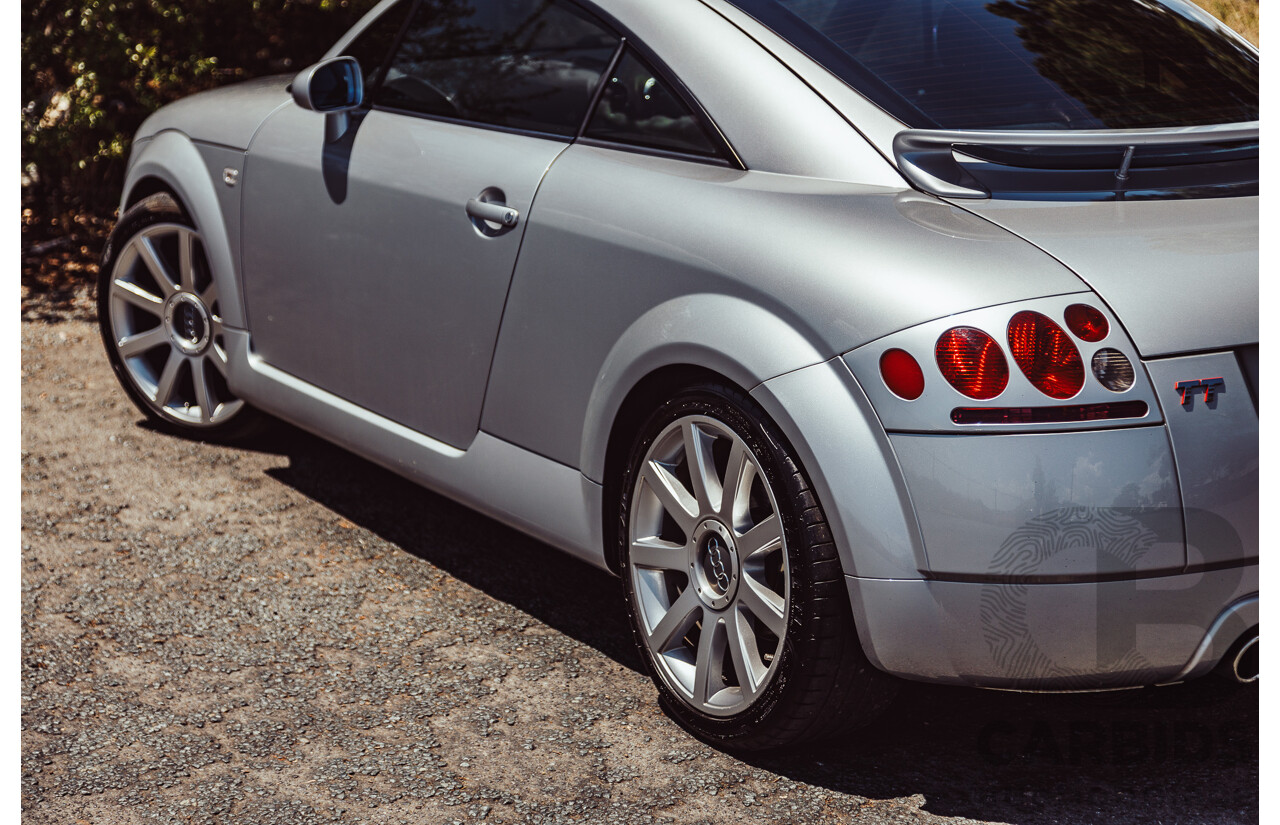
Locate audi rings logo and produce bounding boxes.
[706,536,730,591]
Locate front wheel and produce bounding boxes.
[619,383,896,751]
[97,193,261,440]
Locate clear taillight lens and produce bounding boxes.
[1007,311,1084,399]
[1091,348,1135,392]
[935,327,1008,400]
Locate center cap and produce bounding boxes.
[691,520,739,610]
[163,292,211,354]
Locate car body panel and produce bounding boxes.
[222,328,609,568]
[889,427,1185,579]
[845,564,1257,688]
[481,143,1091,472]
[1145,351,1259,567]
[241,105,568,447]
[135,75,293,150]
[751,358,928,581]
[954,197,1259,357]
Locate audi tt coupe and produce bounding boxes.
[99,0,1259,749]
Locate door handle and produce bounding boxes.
[466,198,519,228]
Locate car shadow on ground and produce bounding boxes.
[247,419,1257,825]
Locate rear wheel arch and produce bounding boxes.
[602,364,740,576]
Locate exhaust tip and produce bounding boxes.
[1232,636,1259,683]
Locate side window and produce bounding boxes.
[583,47,721,157]
[375,0,620,137]
[342,0,415,97]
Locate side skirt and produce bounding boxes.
[223,329,608,571]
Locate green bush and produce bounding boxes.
[22,0,378,222]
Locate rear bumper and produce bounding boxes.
[846,565,1257,689]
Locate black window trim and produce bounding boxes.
[349,0,745,169]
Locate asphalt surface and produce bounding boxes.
[21,308,1258,824]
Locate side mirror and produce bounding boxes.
[292,56,363,143]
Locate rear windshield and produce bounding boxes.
[727,0,1258,130]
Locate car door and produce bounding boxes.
[241,0,620,448]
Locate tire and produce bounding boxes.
[98,192,263,440]
[618,382,897,751]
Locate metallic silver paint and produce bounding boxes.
[845,565,1257,688]
[1145,352,1258,567]
[135,75,294,149]
[481,145,1090,474]
[889,427,1184,578]
[957,197,1259,357]
[240,106,567,447]
[752,358,927,581]
[1164,595,1258,683]
[223,328,608,568]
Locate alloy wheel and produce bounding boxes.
[106,222,243,427]
[628,415,790,717]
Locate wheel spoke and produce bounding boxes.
[112,279,165,316]
[153,351,183,406]
[738,575,786,638]
[647,587,700,652]
[738,513,782,560]
[718,440,750,522]
[728,608,766,695]
[202,280,220,310]
[209,342,230,377]
[682,421,717,515]
[693,611,726,705]
[630,537,687,572]
[116,327,168,359]
[178,229,196,293]
[136,235,178,297]
[192,357,215,424]
[643,461,698,533]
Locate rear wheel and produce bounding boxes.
[98,193,261,439]
[618,382,896,751]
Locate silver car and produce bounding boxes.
[98,0,1258,750]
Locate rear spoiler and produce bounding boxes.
[893,122,1259,199]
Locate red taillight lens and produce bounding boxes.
[879,348,924,400]
[1064,304,1109,342]
[1007,311,1084,399]
[935,328,1008,400]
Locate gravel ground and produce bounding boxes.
[21,306,1258,825]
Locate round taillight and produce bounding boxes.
[1064,304,1109,342]
[935,328,1008,400]
[880,348,924,400]
[1091,348,1135,392]
[1007,311,1084,399]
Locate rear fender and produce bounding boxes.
[577,293,825,484]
